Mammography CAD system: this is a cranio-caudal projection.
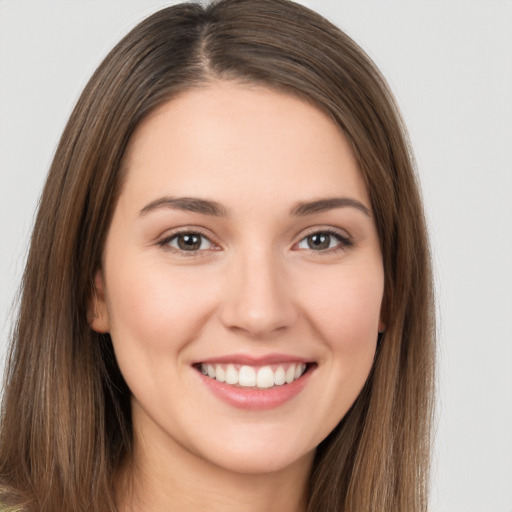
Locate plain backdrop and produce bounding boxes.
[1,1,511,511]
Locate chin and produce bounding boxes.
[202,442,315,476]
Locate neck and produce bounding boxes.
[115,425,313,512]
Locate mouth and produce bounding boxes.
[193,361,316,390]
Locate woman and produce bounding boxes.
[0,0,435,511]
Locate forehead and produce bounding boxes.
[119,81,369,211]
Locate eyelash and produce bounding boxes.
[295,228,353,254]
[157,228,353,256]
[157,228,219,256]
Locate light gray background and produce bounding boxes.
[1,1,511,511]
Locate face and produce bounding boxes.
[91,82,384,476]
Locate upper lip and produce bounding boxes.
[194,353,313,366]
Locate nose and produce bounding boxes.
[219,249,298,338]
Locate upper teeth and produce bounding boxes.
[200,363,307,389]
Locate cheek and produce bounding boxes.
[299,261,383,380]
[105,258,217,357]
[287,262,384,446]
[305,264,383,338]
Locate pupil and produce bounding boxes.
[308,233,330,250]
[178,234,201,250]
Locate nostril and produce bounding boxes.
[219,295,298,337]
[218,259,298,336]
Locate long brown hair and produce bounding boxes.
[0,1,435,510]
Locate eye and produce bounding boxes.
[296,230,351,252]
[160,231,215,252]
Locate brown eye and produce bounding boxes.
[296,231,351,252]
[165,232,213,252]
[306,233,331,250]
[178,233,202,250]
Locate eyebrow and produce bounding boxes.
[138,195,370,218]
[290,197,371,217]
[138,197,228,217]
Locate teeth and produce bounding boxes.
[239,366,256,387]
[256,366,274,388]
[225,364,238,385]
[285,365,295,384]
[274,366,286,386]
[200,362,307,389]
[216,365,226,383]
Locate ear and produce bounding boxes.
[88,270,110,333]
[378,293,389,334]
[378,302,387,333]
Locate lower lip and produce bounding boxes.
[197,367,314,410]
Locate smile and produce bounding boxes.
[198,362,308,389]
[193,355,316,410]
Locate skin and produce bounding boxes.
[91,81,385,512]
